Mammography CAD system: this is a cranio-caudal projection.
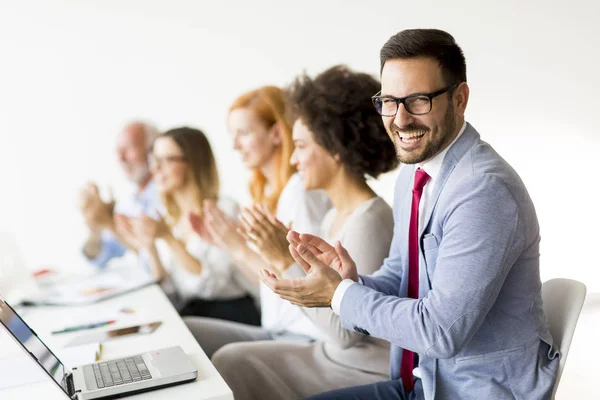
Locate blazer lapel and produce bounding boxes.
[419,123,481,236]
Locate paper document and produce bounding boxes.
[0,342,101,389]
[22,267,155,306]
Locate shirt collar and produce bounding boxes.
[418,121,467,180]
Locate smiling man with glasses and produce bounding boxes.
[372,84,459,117]
[262,29,559,400]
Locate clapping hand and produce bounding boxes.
[189,211,215,246]
[238,204,294,273]
[115,213,170,251]
[77,183,115,232]
[286,231,359,282]
[260,231,358,307]
[189,200,246,256]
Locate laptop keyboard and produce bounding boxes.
[92,356,152,388]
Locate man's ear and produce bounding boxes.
[454,82,470,117]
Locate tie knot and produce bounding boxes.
[413,168,430,191]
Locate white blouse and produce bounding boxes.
[160,197,247,302]
[259,173,332,338]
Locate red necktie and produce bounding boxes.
[400,168,430,392]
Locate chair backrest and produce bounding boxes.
[541,278,587,398]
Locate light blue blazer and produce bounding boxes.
[340,123,559,399]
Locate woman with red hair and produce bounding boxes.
[185,86,331,354]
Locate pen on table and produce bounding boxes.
[51,320,116,335]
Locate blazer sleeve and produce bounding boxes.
[340,175,523,359]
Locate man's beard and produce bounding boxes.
[125,163,151,185]
[393,103,456,165]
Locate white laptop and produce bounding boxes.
[0,298,198,399]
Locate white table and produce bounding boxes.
[0,284,233,400]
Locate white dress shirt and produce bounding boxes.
[331,122,467,315]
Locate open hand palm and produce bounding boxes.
[288,232,358,281]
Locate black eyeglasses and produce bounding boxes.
[371,83,459,117]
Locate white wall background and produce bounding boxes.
[0,0,598,397]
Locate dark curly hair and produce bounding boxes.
[287,65,399,180]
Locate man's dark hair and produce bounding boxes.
[380,29,467,85]
[287,65,398,180]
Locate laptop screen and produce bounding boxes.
[0,299,68,393]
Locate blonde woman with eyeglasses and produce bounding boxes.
[115,127,260,325]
